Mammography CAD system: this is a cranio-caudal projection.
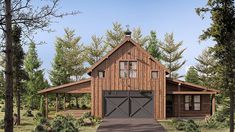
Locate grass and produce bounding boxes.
[159,119,230,132]
[0,104,98,132]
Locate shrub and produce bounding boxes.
[34,124,47,132]
[172,119,186,131]
[50,115,79,132]
[78,112,101,126]
[23,109,34,117]
[172,119,200,132]
[0,119,4,129]
[204,106,230,128]
[185,120,200,132]
[1,106,5,112]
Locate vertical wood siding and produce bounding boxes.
[91,42,166,119]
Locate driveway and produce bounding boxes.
[96,118,165,132]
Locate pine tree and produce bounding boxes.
[195,48,219,89]
[105,22,148,50]
[196,1,235,130]
[185,66,200,85]
[12,25,26,125]
[145,31,162,60]
[132,27,148,47]
[85,35,107,65]
[50,28,86,85]
[105,22,125,49]
[24,42,47,109]
[161,33,186,78]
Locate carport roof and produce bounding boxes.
[38,78,91,94]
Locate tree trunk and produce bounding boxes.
[230,88,234,132]
[16,88,20,125]
[4,0,13,131]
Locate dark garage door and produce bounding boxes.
[103,91,153,118]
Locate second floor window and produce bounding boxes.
[120,61,137,78]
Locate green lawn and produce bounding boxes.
[0,104,98,132]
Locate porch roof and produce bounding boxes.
[166,78,220,94]
[38,78,91,94]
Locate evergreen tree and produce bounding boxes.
[50,28,86,85]
[145,31,162,60]
[185,66,200,85]
[195,48,220,89]
[85,35,107,65]
[24,42,47,109]
[132,27,148,47]
[105,22,148,50]
[12,25,26,125]
[105,22,125,49]
[196,1,235,130]
[160,33,186,78]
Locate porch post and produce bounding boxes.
[76,96,79,108]
[45,94,48,118]
[64,93,66,111]
[56,93,58,113]
[178,83,181,117]
[212,94,216,115]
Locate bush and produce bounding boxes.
[1,106,5,112]
[172,119,200,132]
[50,115,79,132]
[172,119,186,131]
[23,110,34,117]
[34,124,46,132]
[185,120,200,132]
[204,106,230,128]
[78,112,101,126]
[0,119,4,129]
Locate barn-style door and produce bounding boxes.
[103,91,153,118]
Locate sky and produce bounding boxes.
[31,0,214,81]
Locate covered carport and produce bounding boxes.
[38,78,91,118]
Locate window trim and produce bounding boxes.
[119,61,137,79]
[98,70,105,78]
[184,95,201,111]
[151,70,159,79]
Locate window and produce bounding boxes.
[194,95,201,110]
[119,61,137,78]
[185,95,200,111]
[151,71,158,79]
[129,61,137,78]
[98,71,105,78]
[120,61,128,78]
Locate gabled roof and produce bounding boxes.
[87,37,170,75]
[38,78,91,94]
[166,77,220,93]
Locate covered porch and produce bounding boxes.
[166,78,220,118]
[38,78,91,118]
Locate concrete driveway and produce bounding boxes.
[96,118,165,132]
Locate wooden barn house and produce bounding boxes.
[38,31,219,120]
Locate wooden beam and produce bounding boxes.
[212,94,216,115]
[167,91,216,95]
[56,93,58,113]
[45,94,48,118]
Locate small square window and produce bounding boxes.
[98,71,105,78]
[151,71,158,79]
